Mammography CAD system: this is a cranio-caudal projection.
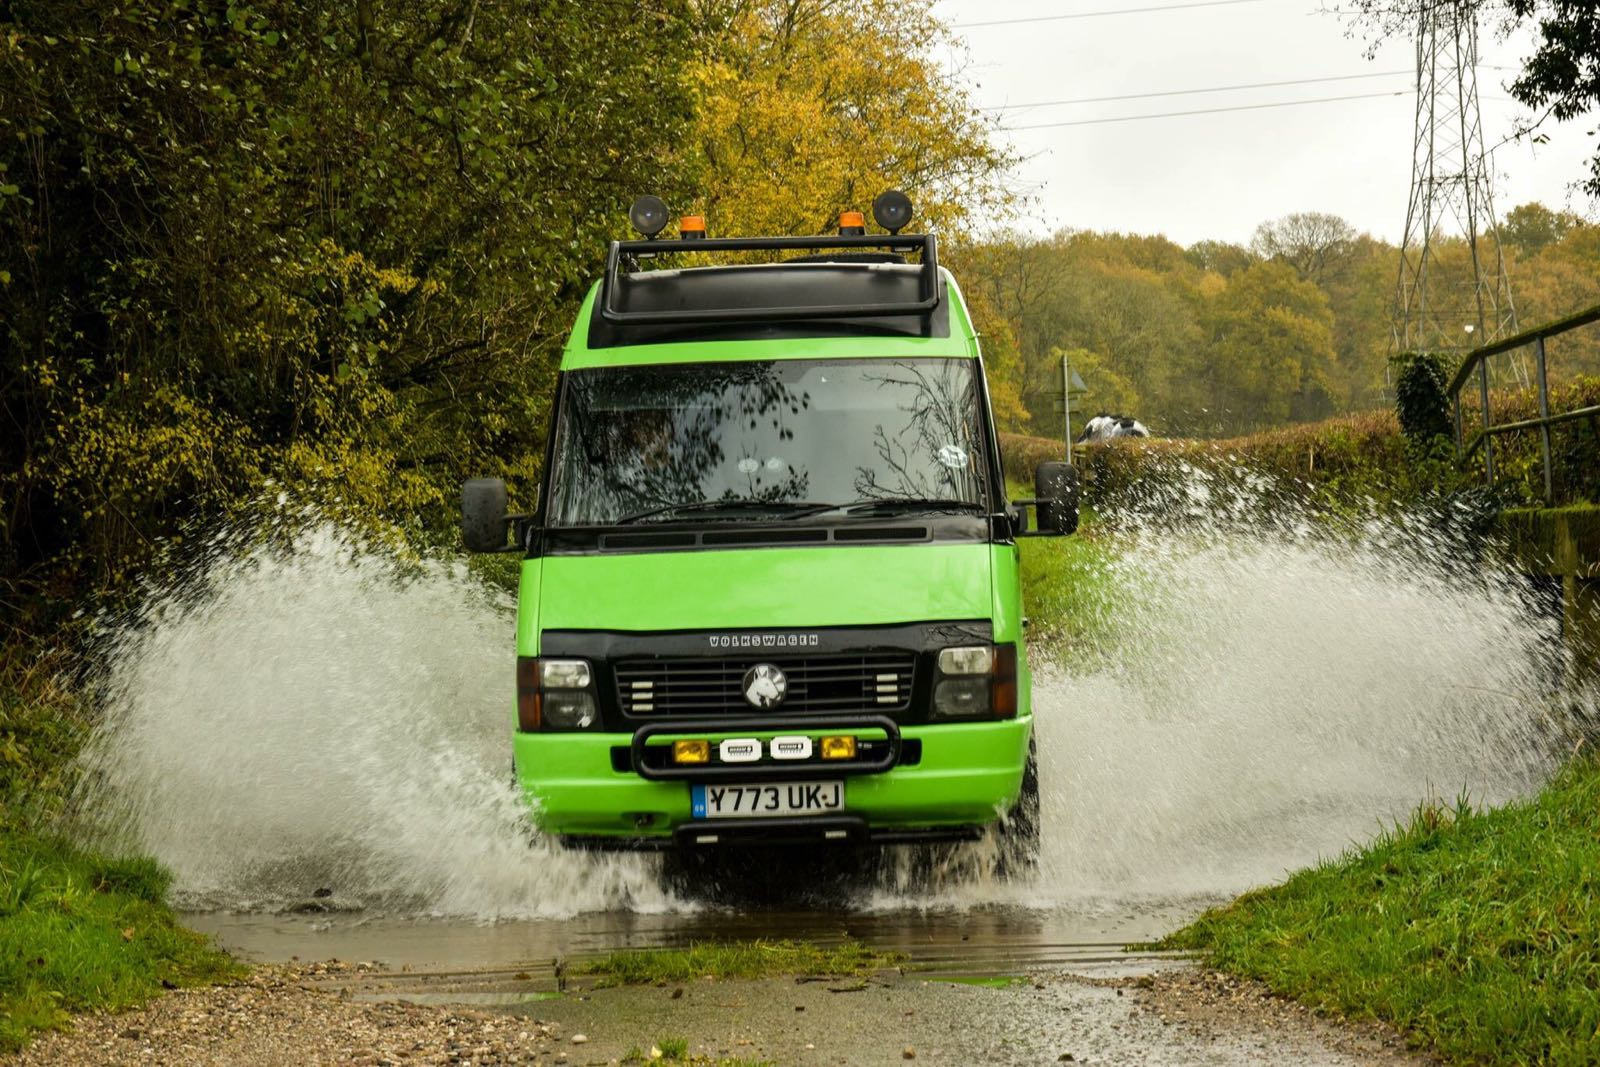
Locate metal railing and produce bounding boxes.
[1448,302,1600,503]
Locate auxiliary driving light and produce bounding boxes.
[718,738,762,764]
[819,735,857,760]
[872,190,913,234]
[629,195,670,238]
[769,735,813,761]
[673,739,710,764]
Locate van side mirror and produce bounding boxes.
[1034,461,1080,536]
[462,478,511,552]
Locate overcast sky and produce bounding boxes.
[933,0,1598,247]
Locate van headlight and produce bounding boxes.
[937,646,994,675]
[518,657,600,731]
[930,644,1017,720]
[540,659,592,689]
[542,690,598,729]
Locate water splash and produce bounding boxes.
[72,492,1568,918]
[1024,527,1557,902]
[72,521,677,919]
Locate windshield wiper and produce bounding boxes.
[840,498,987,516]
[612,500,837,525]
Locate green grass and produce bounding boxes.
[1161,758,1600,1065]
[1,648,242,1052]
[578,938,903,986]
[0,650,90,831]
[1016,524,1122,658]
[621,1037,772,1067]
[0,829,243,1051]
[623,1050,772,1067]
[1003,479,1125,662]
[932,974,1029,988]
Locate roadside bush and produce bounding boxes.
[1,1,702,634]
[1002,373,1600,523]
[1003,409,1417,520]
[1476,376,1600,505]
[1391,351,1453,445]
[0,647,89,833]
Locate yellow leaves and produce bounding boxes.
[684,0,1015,240]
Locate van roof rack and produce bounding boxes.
[599,233,940,326]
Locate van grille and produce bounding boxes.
[614,653,916,717]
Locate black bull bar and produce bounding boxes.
[628,714,901,782]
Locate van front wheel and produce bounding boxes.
[995,739,1040,879]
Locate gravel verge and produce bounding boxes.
[9,961,1434,1066]
[10,963,558,1066]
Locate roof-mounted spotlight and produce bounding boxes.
[628,195,670,239]
[872,190,913,235]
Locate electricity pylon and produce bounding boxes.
[1392,0,1517,362]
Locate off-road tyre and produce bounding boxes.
[994,737,1040,880]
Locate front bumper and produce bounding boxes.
[512,716,1031,844]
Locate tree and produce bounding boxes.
[684,0,1016,238]
[1054,347,1142,430]
[1198,261,1342,434]
[1,0,700,620]
[1250,212,1359,284]
[1186,239,1256,278]
[1501,201,1588,257]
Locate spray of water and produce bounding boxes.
[72,521,676,919]
[72,477,1568,918]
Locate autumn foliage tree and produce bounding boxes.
[677,0,1027,424]
[1,0,1038,627]
[1,0,700,627]
[683,0,1015,238]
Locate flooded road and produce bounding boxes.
[166,905,1429,1065]
[59,513,1562,1059]
[185,899,1198,984]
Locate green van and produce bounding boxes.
[462,193,1078,862]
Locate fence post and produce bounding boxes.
[1535,335,1552,504]
[1453,389,1463,454]
[1478,358,1495,485]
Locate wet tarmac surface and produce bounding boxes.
[154,911,1428,1066]
[185,900,1205,1004]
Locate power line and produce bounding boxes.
[983,70,1411,111]
[952,0,1269,29]
[1004,90,1406,130]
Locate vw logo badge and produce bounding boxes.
[742,663,787,709]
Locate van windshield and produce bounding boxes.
[546,358,990,527]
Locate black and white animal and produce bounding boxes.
[1077,413,1150,443]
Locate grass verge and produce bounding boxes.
[1,647,242,1052]
[1016,522,1121,658]
[578,938,903,986]
[1160,758,1600,1065]
[621,1035,772,1066]
[0,830,243,1052]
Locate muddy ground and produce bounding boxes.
[12,960,1428,1066]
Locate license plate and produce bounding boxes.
[691,780,844,819]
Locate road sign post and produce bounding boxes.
[1062,352,1071,465]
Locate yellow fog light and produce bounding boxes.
[672,739,710,764]
[819,735,857,760]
